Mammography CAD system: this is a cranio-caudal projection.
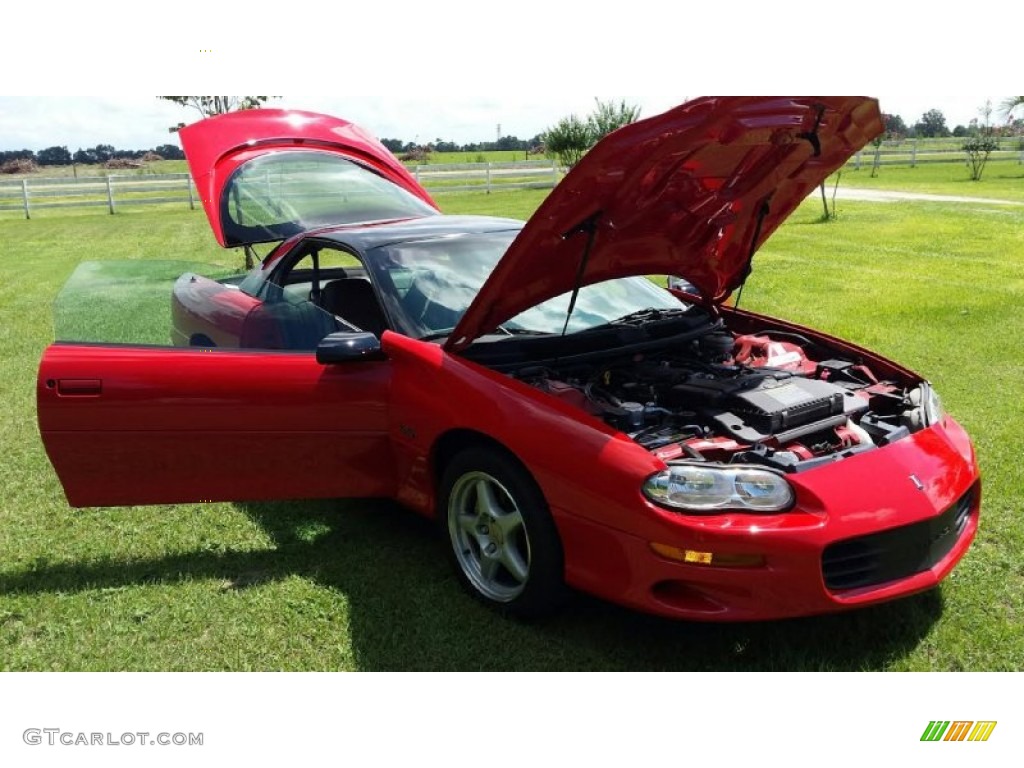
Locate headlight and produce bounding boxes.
[922,383,944,426]
[643,464,794,513]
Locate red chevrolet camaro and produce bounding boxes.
[37,97,981,620]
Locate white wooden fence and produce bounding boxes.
[2,147,1021,219]
[0,173,197,218]
[0,162,563,219]
[852,137,1024,169]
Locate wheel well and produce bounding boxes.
[189,334,216,347]
[431,429,527,484]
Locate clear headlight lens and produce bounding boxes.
[643,464,794,513]
[923,383,944,426]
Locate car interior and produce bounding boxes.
[268,245,390,344]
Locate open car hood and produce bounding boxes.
[446,96,882,352]
[179,109,439,248]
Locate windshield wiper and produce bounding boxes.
[573,307,689,333]
[420,326,551,343]
[419,328,455,342]
[611,307,689,325]
[496,327,552,336]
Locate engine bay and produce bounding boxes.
[503,319,934,473]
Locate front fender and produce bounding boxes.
[381,332,660,528]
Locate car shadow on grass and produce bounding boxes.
[0,498,944,671]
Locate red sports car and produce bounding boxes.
[37,97,980,620]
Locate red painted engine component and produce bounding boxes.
[732,334,817,375]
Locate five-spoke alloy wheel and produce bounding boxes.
[440,447,566,617]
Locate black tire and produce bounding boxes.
[439,446,567,618]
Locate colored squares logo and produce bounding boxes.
[921,721,997,742]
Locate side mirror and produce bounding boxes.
[316,332,386,364]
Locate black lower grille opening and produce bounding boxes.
[822,485,976,591]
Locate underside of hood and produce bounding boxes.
[447,96,882,351]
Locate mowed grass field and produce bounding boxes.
[832,159,1024,201]
[1,180,1022,670]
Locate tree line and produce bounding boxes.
[0,143,185,167]
[881,105,1023,140]
[378,135,546,154]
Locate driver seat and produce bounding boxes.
[320,278,388,337]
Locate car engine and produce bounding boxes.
[514,327,932,473]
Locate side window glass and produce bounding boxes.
[55,260,241,346]
[53,246,389,353]
[314,247,388,338]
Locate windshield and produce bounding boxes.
[367,231,684,339]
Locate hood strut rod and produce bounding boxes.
[733,197,771,310]
[560,211,602,336]
[797,104,826,157]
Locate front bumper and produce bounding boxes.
[553,419,981,621]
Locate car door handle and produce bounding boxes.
[55,378,102,396]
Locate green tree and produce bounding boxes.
[588,98,641,142]
[91,144,115,163]
[544,99,641,169]
[543,115,593,168]
[36,146,72,166]
[914,109,950,138]
[883,113,907,139]
[158,96,277,132]
[153,143,185,160]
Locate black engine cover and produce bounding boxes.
[708,377,867,443]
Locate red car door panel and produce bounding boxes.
[38,344,394,507]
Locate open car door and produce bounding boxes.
[38,264,393,508]
[37,108,441,509]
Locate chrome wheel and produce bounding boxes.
[447,470,531,603]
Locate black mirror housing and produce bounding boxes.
[316,332,386,364]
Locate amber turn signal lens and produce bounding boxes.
[649,542,765,568]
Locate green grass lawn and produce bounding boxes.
[1,182,1022,670]
[835,158,1024,201]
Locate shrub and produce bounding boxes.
[962,137,999,180]
[1,158,38,174]
[543,115,592,169]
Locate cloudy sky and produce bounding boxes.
[1,3,1016,151]
[0,92,1008,152]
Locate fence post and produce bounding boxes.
[854,151,861,171]
[106,175,115,214]
[414,165,420,183]
[186,175,195,210]
[910,140,918,168]
[486,162,492,194]
[552,161,559,186]
[21,178,30,219]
